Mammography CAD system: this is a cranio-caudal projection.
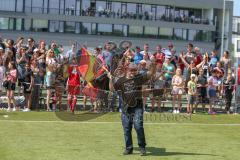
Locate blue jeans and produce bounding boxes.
[121,107,146,150]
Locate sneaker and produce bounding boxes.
[176,110,180,114]
[173,109,177,114]
[193,110,196,114]
[123,149,133,155]
[6,108,11,112]
[140,148,147,156]
[12,107,16,112]
[23,108,30,112]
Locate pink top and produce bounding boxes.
[7,69,17,83]
[172,75,184,88]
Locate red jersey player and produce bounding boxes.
[67,58,81,113]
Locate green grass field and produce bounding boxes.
[0,111,240,160]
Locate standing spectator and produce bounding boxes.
[153,45,165,65]
[208,70,219,114]
[195,68,208,113]
[4,62,17,111]
[140,43,151,60]
[139,60,149,111]
[37,40,47,69]
[194,47,203,66]
[55,62,65,111]
[0,56,5,107]
[26,37,36,60]
[209,50,219,69]
[220,51,232,78]
[16,47,28,95]
[196,54,211,78]
[223,74,235,114]
[171,68,185,113]
[22,63,34,112]
[151,63,165,112]
[187,74,197,114]
[6,39,17,61]
[15,37,24,52]
[31,60,41,109]
[184,43,195,64]
[65,43,76,62]
[162,57,175,84]
[133,46,143,65]
[45,50,57,111]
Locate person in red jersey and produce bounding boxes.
[66,57,81,113]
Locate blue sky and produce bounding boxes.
[233,0,240,16]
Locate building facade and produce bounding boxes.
[233,16,240,55]
[0,0,233,52]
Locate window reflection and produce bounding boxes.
[65,21,75,33]
[0,18,9,29]
[129,26,143,37]
[49,0,60,14]
[32,19,48,32]
[98,23,112,35]
[159,28,173,39]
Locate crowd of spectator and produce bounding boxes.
[0,36,236,115]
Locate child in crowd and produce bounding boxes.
[195,68,208,113]
[171,68,185,114]
[187,74,197,114]
[223,74,235,114]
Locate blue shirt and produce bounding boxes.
[210,56,219,68]
[134,52,143,65]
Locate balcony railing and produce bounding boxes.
[22,7,214,25]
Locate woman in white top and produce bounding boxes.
[45,50,58,111]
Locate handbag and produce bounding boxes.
[3,80,9,88]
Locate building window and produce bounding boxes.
[113,24,123,36]
[16,0,23,12]
[16,19,22,30]
[49,0,60,14]
[129,26,143,37]
[76,22,81,34]
[112,2,121,18]
[65,21,75,33]
[127,3,136,14]
[159,27,173,39]
[238,23,240,33]
[9,18,14,30]
[173,28,183,40]
[32,19,48,32]
[49,20,59,32]
[32,0,43,13]
[0,18,9,30]
[144,26,158,38]
[202,31,212,42]
[81,0,91,16]
[59,21,64,32]
[97,24,112,35]
[157,6,165,20]
[65,0,76,15]
[237,40,240,52]
[81,22,95,34]
[0,0,15,11]
[24,19,32,31]
[25,0,32,13]
[188,29,197,41]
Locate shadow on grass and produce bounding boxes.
[55,111,110,122]
[134,147,219,157]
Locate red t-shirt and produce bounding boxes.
[68,65,80,86]
[154,52,165,64]
[195,54,203,66]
